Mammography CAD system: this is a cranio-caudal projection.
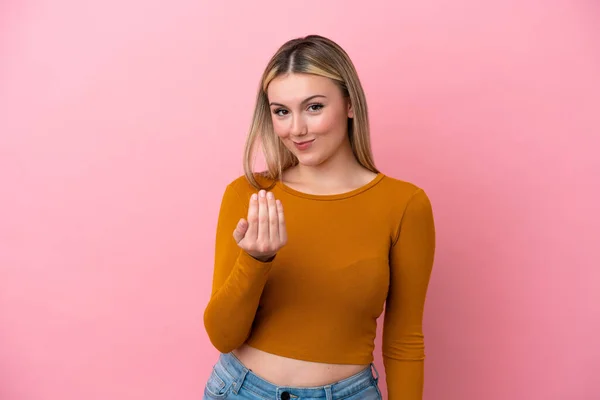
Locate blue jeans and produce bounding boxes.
[203,352,382,400]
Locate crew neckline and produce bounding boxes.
[275,172,386,201]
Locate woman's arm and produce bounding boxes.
[203,183,275,353]
[383,188,436,399]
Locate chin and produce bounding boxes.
[294,153,328,167]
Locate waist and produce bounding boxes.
[210,351,380,399]
[233,344,369,386]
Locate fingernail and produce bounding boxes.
[267,192,274,199]
[260,190,266,198]
[251,193,257,201]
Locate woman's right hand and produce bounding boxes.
[233,190,287,262]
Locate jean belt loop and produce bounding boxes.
[370,363,380,383]
[324,384,333,400]
[232,367,249,395]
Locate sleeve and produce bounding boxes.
[203,182,274,353]
[383,188,436,400]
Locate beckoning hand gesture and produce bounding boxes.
[233,190,287,262]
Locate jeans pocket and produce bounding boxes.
[204,366,231,399]
[343,384,382,400]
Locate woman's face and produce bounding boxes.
[267,73,353,167]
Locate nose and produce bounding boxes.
[290,114,308,137]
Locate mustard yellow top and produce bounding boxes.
[204,172,436,399]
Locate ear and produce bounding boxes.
[347,98,354,118]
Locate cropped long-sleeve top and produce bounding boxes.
[204,172,436,399]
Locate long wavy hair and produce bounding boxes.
[243,34,378,190]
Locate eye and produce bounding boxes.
[307,103,324,112]
[273,108,288,117]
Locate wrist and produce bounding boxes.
[250,253,276,263]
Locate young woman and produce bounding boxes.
[203,35,436,400]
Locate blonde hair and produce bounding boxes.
[243,34,378,190]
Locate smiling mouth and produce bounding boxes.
[293,139,315,151]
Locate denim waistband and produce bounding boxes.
[216,352,379,400]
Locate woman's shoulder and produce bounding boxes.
[377,173,434,219]
[225,171,276,195]
[379,172,427,197]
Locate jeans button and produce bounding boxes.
[281,391,290,400]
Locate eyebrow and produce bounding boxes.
[269,95,327,107]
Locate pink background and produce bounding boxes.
[1,1,599,399]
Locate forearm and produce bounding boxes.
[204,250,272,353]
[384,356,424,400]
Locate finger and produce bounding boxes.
[276,199,287,244]
[267,192,279,242]
[247,193,258,240]
[233,218,248,244]
[257,190,269,242]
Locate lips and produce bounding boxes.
[293,139,315,151]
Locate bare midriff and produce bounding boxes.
[232,344,370,387]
